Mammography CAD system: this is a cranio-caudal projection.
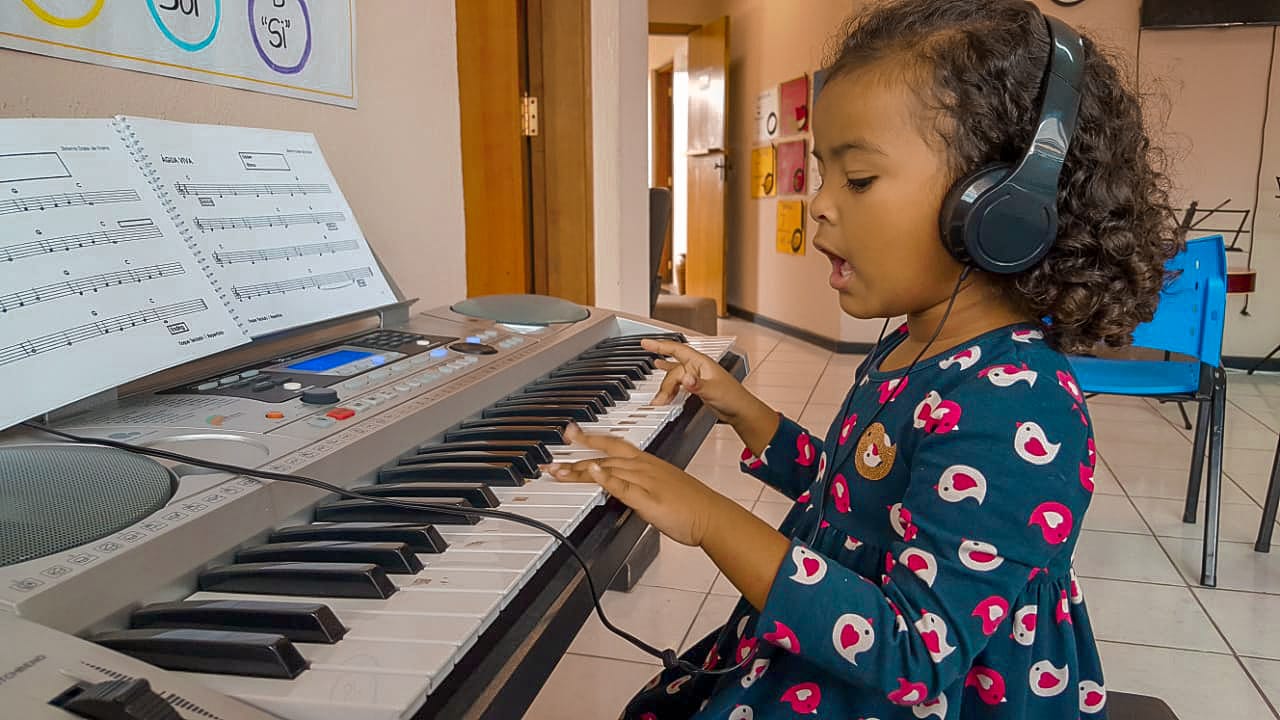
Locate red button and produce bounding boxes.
[265,411,285,420]
[326,408,356,420]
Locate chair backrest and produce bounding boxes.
[1131,234,1226,366]
[649,187,672,314]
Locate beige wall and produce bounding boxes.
[0,2,467,310]
[654,0,1279,358]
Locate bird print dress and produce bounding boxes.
[620,323,1107,720]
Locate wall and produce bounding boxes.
[652,0,1280,359]
[0,2,467,310]
[592,0,651,317]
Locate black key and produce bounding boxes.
[541,372,636,389]
[445,425,567,444]
[199,562,397,599]
[92,628,308,679]
[237,541,423,574]
[459,416,572,431]
[131,599,347,644]
[577,349,662,363]
[354,481,501,508]
[552,366,646,382]
[315,497,481,525]
[483,403,597,423]
[595,332,685,348]
[270,522,448,553]
[527,379,629,401]
[412,439,554,464]
[567,355,656,370]
[393,450,539,478]
[561,359,653,376]
[378,461,523,486]
[502,390,613,410]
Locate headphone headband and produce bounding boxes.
[939,10,1085,274]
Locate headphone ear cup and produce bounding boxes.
[940,163,1013,266]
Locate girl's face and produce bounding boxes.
[810,66,967,320]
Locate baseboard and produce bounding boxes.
[727,304,874,355]
[729,304,1280,373]
[1224,355,1280,374]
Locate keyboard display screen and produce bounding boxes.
[286,349,375,373]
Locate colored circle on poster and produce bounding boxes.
[21,0,104,28]
[790,229,803,253]
[792,168,805,193]
[248,0,313,75]
[145,0,222,52]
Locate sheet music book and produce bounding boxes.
[0,116,399,431]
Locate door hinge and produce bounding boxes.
[521,95,540,137]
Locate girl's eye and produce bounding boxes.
[844,177,876,193]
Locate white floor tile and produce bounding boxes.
[566,585,705,665]
[679,594,740,652]
[686,462,764,502]
[1098,439,1196,471]
[524,653,657,720]
[1090,461,1126,496]
[1110,463,1253,504]
[1131,496,1280,546]
[1194,588,1280,659]
[1097,642,1272,719]
[1082,494,1152,534]
[1074,530,1185,585]
[1082,578,1228,652]
[636,536,720,593]
[1240,656,1280,714]
[1230,471,1279,508]
[1159,536,1280,593]
[1225,447,1280,479]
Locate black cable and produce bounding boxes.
[20,420,752,678]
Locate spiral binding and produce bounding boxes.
[111,117,245,332]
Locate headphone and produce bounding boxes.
[939,10,1085,275]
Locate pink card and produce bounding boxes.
[779,75,810,134]
[777,139,807,195]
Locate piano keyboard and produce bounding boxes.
[84,333,737,720]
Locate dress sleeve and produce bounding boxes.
[738,415,823,502]
[750,370,1093,707]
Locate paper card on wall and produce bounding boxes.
[777,200,805,255]
[779,75,810,134]
[755,88,780,142]
[751,146,776,198]
[777,139,807,195]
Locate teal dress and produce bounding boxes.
[622,323,1107,719]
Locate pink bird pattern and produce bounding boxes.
[621,323,1100,720]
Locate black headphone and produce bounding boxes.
[939,11,1085,274]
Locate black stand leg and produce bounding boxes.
[1176,402,1193,431]
[1248,343,1280,375]
[1184,399,1210,524]
[1200,368,1226,587]
[1254,434,1280,553]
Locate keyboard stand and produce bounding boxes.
[610,526,662,592]
[414,351,746,720]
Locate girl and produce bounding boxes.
[548,0,1177,717]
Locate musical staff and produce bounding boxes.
[0,223,163,264]
[193,211,345,232]
[213,239,359,265]
[0,298,210,368]
[0,189,140,217]
[232,267,375,300]
[0,263,185,314]
[174,182,332,198]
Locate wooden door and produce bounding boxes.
[652,63,674,283]
[455,0,532,297]
[686,17,729,315]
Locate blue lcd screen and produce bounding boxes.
[286,349,374,373]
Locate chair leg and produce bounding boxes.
[1199,369,1226,587]
[1176,401,1193,431]
[1183,399,1211,524]
[1254,434,1280,552]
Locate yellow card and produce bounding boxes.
[751,146,776,198]
[776,200,805,255]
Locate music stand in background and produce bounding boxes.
[1175,201,1273,375]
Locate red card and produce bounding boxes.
[779,75,810,134]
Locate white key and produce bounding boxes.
[438,534,554,555]
[187,589,503,624]
[341,611,481,649]
[172,669,429,720]
[300,637,455,679]
[393,569,522,595]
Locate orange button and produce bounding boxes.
[327,408,356,420]
[265,411,285,420]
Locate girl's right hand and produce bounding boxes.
[642,339,780,452]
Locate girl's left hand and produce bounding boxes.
[544,424,726,547]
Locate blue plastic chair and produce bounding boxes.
[1068,235,1227,587]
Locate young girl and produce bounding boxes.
[548,1,1177,717]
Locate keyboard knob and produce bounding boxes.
[300,387,339,405]
[449,341,498,355]
[60,677,181,720]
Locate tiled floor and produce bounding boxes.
[525,318,1280,719]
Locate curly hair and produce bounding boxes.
[824,0,1181,353]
